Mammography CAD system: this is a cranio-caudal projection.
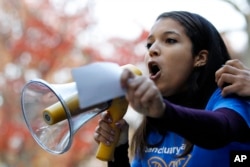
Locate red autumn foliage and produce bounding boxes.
[0,0,147,166]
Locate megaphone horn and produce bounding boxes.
[21,64,142,160]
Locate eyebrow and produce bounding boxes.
[147,30,180,40]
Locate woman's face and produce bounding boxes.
[145,18,197,97]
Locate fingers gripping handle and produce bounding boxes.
[95,97,128,161]
[96,64,142,161]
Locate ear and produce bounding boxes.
[194,50,208,68]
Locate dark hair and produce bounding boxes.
[131,11,231,158]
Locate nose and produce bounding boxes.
[148,42,160,57]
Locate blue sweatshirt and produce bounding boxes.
[109,89,250,167]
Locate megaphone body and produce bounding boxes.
[21,63,142,161]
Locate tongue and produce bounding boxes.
[150,70,160,80]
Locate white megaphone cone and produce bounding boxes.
[21,79,110,154]
[21,63,142,160]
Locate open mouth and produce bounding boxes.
[148,62,161,79]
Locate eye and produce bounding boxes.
[165,38,177,44]
[146,43,152,49]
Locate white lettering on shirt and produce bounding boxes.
[145,144,186,155]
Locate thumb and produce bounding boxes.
[120,69,135,89]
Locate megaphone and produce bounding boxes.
[21,63,142,161]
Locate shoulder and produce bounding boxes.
[206,88,249,110]
[206,88,250,126]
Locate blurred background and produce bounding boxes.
[0,0,249,166]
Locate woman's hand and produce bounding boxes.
[215,59,250,97]
[94,112,129,147]
[120,69,165,118]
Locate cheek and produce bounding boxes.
[144,53,150,64]
[160,60,194,96]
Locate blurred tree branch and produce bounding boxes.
[221,0,250,65]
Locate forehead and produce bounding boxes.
[149,18,186,37]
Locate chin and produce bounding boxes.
[160,88,176,97]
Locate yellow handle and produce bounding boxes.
[95,97,128,161]
[95,64,142,161]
